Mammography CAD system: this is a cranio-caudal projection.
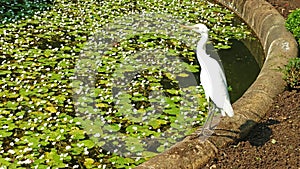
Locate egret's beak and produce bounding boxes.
[180,25,196,30]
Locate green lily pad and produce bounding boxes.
[69,129,86,140]
[79,140,95,149]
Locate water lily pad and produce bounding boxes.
[79,140,95,149]
[69,129,85,140]
[0,130,13,137]
[164,107,180,115]
[84,158,95,168]
[45,106,57,113]
[104,124,121,132]
[148,119,168,129]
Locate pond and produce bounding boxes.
[72,11,263,168]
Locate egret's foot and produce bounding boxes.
[197,128,214,137]
[190,128,214,142]
[188,128,214,141]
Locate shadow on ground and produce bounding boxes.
[240,119,280,146]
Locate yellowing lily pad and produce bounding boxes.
[45,106,57,113]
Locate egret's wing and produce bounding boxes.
[222,98,234,117]
[205,45,234,117]
[205,40,227,86]
[199,56,233,117]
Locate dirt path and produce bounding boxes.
[203,1,300,168]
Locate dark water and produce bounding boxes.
[219,39,262,102]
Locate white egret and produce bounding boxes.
[181,24,234,136]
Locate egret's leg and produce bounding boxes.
[208,103,216,129]
[198,101,215,137]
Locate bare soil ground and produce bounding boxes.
[203,1,300,168]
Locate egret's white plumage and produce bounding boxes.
[182,24,234,136]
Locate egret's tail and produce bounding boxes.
[222,101,234,117]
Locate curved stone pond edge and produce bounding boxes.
[135,0,298,168]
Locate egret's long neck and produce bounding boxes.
[197,32,208,53]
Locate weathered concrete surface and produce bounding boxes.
[135,0,298,168]
[135,137,218,169]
